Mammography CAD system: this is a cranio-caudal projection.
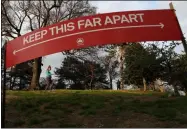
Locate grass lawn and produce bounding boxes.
[5,90,187,128]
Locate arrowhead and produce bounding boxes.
[160,23,164,29]
[13,50,16,55]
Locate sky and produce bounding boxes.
[41,1,187,82]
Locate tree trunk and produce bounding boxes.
[11,77,16,90]
[109,74,113,89]
[120,60,124,90]
[9,68,13,90]
[29,57,42,90]
[143,77,147,91]
[10,77,13,90]
[89,77,93,90]
[36,58,42,89]
[10,67,17,90]
[89,65,94,90]
[119,44,126,90]
[19,77,22,90]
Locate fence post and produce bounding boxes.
[2,42,7,128]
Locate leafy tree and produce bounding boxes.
[1,1,34,90]
[55,56,108,90]
[1,42,33,90]
[149,42,187,94]
[170,54,187,92]
[123,43,163,90]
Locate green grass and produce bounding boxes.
[5,90,187,128]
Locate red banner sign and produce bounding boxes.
[6,9,182,68]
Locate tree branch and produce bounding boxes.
[2,2,19,33]
[27,14,34,31]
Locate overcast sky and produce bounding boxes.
[41,1,187,78]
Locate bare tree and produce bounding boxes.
[2,0,97,90]
[2,1,33,89]
[26,0,96,90]
[1,0,28,38]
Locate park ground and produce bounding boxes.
[5,90,187,128]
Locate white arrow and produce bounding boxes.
[13,23,164,55]
[160,23,164,28]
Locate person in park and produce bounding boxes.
[117,80,120,90]
[45,65,53,90]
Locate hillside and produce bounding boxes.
[5,90,187,128]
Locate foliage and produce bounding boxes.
[148,42,187,93]
[123,43,163,87]
[1,43,33,90]
[55,56,108,89]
